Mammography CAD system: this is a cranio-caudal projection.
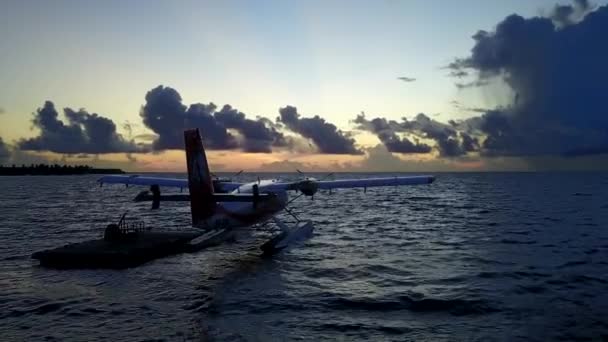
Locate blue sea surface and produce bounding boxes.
[1,173,607,341]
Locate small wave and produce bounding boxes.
[499,239,536,245]
[302,266,369,281]
[319,322,412,335]
[570,275,608,285]
[557,260,589,269]
[476,271,503,279]
[546,278,567,286]
[477,271,550,280]
[455,205,477,210]
[399,296,498,316]
[506,230,531,235]
[544,275,607,286]
[462,256,515,266]
[183,297,212,312]
[514,285,547,294]
[513,271,552,279]
[435,240,463,247]
[0,254,30,261]
[365,264,413,278]
[428,203,451,209]
[3,302,63,319]
[406,196,437,201]
[63,307,110,317]
[325,295,498,316]
[575,222,598,227]
[327,297,402,311]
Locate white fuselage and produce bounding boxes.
[196,179,289,230]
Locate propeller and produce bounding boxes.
[287,170,335,204]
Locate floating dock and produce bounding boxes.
[31,213,237,269]
[31,231,208,269]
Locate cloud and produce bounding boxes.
[18,101,143,154]
[450,100,489,113]
[214,105,288,153]
[454,79,490,89]
[255,159,320,172]
[278,106,363,155]
[355,113,477,157]
[0,107,5,114]
[140,85,233,150]
[0,137,10,164]
[402,113,466,157]
[0,137,67,166]
[133,133,159,142]
[140,85,289,153]
[397,76,416,82]
[447,2,608,157]
[122,121,138,138]
[549,0,592,26]
[354,114,432,154]
[460,132,480,152]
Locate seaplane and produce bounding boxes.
[98,129,435,254]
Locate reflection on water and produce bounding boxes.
[1,173,608,341]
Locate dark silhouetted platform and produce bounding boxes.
[31,231,208,269]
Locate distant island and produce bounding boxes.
[0,164,125,176]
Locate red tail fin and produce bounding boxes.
[184,129,215,226]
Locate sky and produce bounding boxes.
[1,0,607,172]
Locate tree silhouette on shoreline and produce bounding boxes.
[0,164,124,175]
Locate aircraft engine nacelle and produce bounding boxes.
[297,179,319,197]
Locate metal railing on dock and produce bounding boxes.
[117,213,149,234]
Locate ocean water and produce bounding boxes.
[1,173,608,341]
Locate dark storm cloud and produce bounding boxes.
[447,2,608,157]
[185,102,239,150]
[549,0,591,26]
[403,113,473,157]
[355,113,476,157]
[18,101,142,154]
[214,105,288,153]
[397,76,416,82]
[278,106,362,155]
[354,114,431,154]
[378,131,431,154]
[140,85,190,149]
[0,137,10,164]
[460,132,480,152]
[140,85,288,152]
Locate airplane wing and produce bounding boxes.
[98,175,188,188]
[97,175,244,192]
[261,175,434,193]
[316,175,435,189]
